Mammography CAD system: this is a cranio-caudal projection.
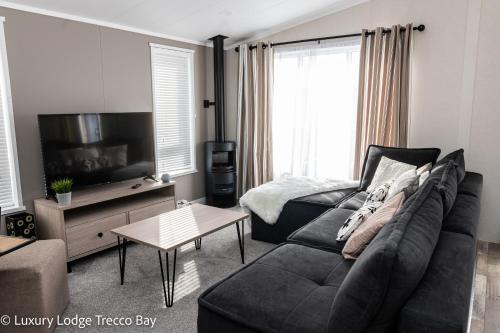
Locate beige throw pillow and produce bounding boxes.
[342,191,406,260]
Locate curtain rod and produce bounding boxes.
[235,24,425,52]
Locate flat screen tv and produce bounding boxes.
[38,113,155,195]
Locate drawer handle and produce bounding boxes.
[97,232,103,238]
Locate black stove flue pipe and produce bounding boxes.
[209,35,228,143]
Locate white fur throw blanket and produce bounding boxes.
[239,176,358,224]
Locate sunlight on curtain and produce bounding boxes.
[272,39,360,180]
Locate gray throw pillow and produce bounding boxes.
[435,161,458,216]
[433,149,466,183]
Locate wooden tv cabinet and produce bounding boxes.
[34,178,176,264]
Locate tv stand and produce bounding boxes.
[34,178,176,263]
[143,175,159,182]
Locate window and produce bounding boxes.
[0,17,23,214]
[150,43,196,177]
[272,38,360,180]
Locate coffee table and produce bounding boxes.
[110,203,248,307]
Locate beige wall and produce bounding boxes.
[0,7,209,225]
[468,0,500,242]
[225,0,500,242]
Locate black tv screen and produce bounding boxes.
[38,113,155,194]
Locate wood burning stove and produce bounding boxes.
[205,142,236,207]
[204,35,237,207]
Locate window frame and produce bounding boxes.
[149,43,197,178]
[0,17,24,215]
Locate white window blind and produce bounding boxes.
[150,44,196,176]
[0,17,23,214]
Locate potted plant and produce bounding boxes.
[50,178,73,206]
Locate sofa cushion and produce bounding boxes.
[338,191,368,210]
[327,180,444,332]
[198,243,352,333]
[397,231,475,333]
[288,208,353,253]
[433,149,466,183]
[359,145,441,191]
[457,171,483,198]
[442,192,482,238]
[441,172,482,237]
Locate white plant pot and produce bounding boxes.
[56,192,72,206]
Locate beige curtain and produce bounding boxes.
[353,24,413,178]
[236,42,273,197]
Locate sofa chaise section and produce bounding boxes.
[198,243,352,333]
[250,145,441,244]
[251,186,357,244]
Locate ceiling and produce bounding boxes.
[0,0,367,46]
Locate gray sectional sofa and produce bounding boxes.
[198,147,482,333]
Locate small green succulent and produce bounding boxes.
[50,178,73,194]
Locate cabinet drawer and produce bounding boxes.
[129,200,175,223]
[66,213,127,258]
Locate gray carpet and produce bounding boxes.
[57,219,273,333]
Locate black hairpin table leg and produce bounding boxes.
[158,249,177,307]
[117,236,127,285]
[194,238,202,250]
[236,220,245,264]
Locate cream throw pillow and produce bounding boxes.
[367,156,416,193]
[385,169,419,200]
[342,192,406,259]
[419,170,430,186]
[416,162,432,175]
